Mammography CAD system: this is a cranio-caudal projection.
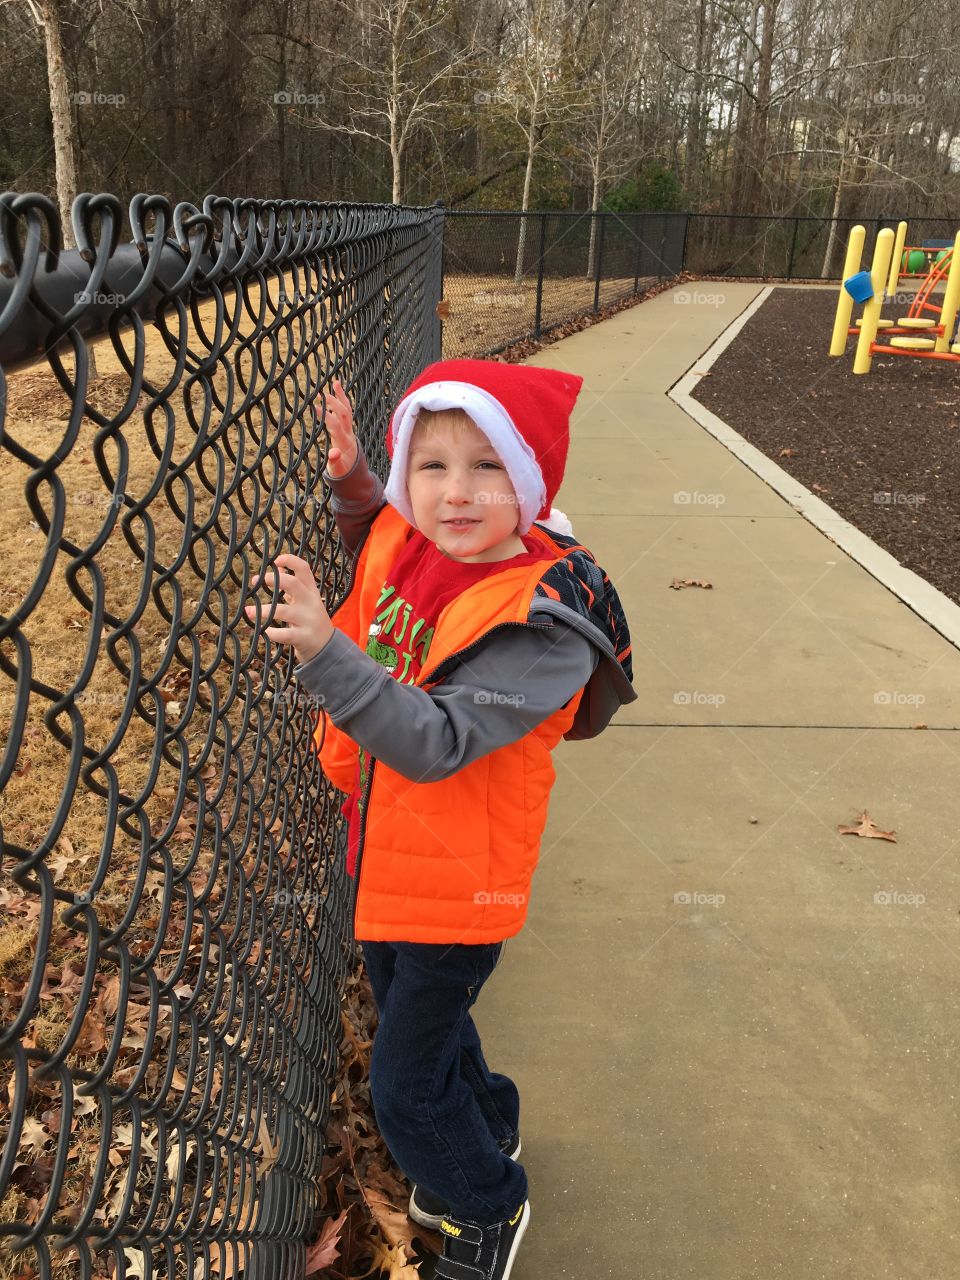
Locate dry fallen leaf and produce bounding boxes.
[669,577,713,590]
[122,1248,146,1279]
[837,810,897,842]
[257,1115,280,1176]
[778,447,796,458]
[304,1209,349,1275]
[368,1238,421,1279]
[436,300,451,319]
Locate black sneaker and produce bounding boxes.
[434,1199,530,1280]
[407,1132,522,1231]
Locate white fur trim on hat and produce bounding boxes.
[537,507,574,538]
[384,381,547,534]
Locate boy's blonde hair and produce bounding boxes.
[409,406,478,446]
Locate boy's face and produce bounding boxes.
[406,415,526,563]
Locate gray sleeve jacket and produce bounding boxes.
[292,448,637,787]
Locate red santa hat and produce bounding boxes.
[384,358,584,537]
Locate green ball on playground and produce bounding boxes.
[902,249,927,273]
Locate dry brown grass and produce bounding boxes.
[441,271,651,356]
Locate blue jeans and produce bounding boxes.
[360,938,528,1226]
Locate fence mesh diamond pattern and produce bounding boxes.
[0,192,441,1280]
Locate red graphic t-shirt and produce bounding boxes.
[340,529,556,877]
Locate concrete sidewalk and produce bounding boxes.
[475,284,960,1278]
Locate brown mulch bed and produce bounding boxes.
[691,285,960,606]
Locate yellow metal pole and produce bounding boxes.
[887,221,907,296]
[853,228,894,374]
[934,229,960,353]
[829,224,866,356]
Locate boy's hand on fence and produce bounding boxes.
[244,554,335,665]
[318,377,359,478]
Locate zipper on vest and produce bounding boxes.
[417,617,554,687]
[351,755,375,937]
[349,617,554,936]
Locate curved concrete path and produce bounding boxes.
[475,283,960,1278]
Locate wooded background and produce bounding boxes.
[3,0,959,225]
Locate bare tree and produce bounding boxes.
[301,0,483,203]
[494,0,591,283]
[571,0,644,276]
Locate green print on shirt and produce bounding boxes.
[356,583,434,804]
[370,583,435,683]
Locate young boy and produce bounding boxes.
[244,358,636,1280]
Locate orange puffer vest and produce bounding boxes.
[312,503,585,944]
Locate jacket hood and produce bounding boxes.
[526,521,637,740]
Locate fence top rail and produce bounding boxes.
[0,189,444,372]
[443,208,687,218]
[444,208,954,225]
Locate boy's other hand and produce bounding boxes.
[318,377,359,477]
[243,554,335,665]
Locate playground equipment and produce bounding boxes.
[829,221,960,371]
[898,240,954,276]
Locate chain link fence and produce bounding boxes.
[0,191,441,1280]
[439,210,687,356]
[682,212,960,282]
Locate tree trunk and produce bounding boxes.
[514,100,539,286]
[820,154,846,279]
[41,0,78,252]
[40,0,99,379]
[587,158,601,278]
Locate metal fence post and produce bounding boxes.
[786,216,800,279]
[633,212,643,292]
[534,211,547,338]
[434,199,445,360]
[680,212,690,274]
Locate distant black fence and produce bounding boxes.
[440,209,687,356]
[0,191,441,1279]
[681,212,960,282]
[438,209,960,356]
